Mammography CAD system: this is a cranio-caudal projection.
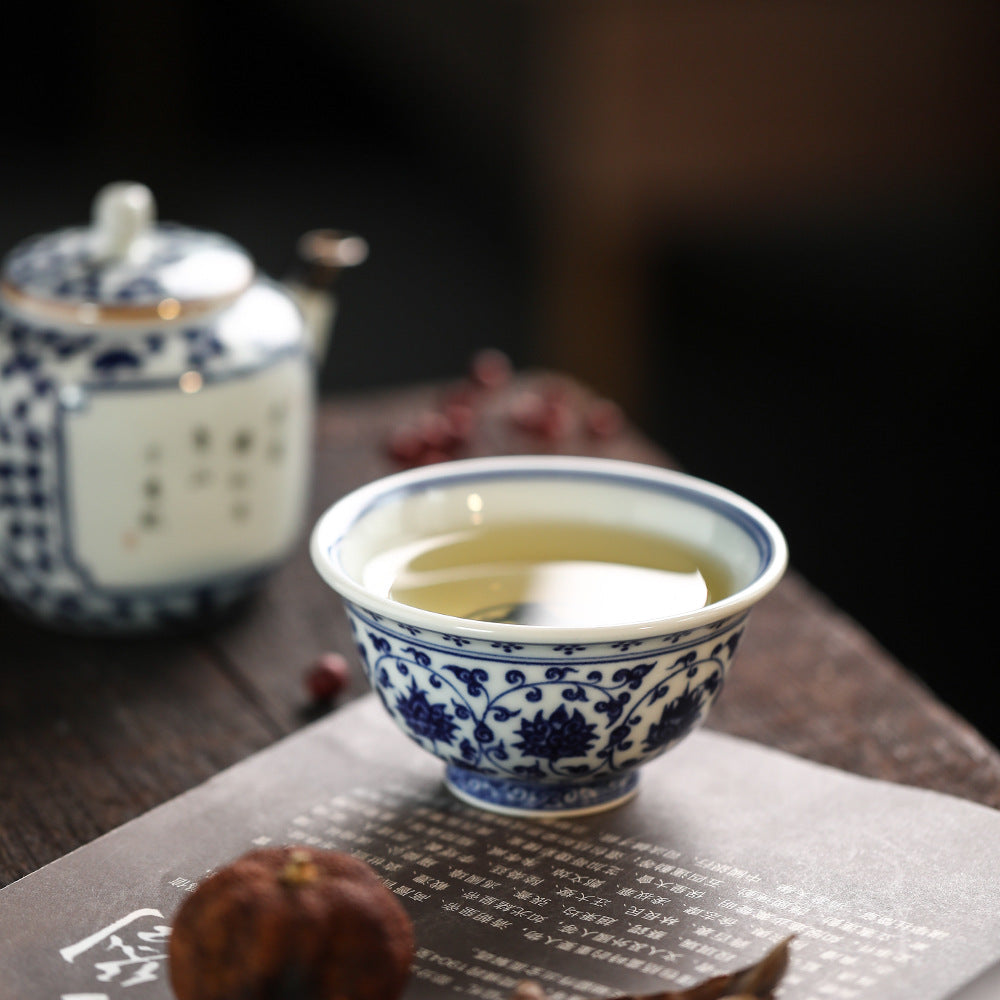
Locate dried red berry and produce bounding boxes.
[540,399,575,441]
[509,390,574,441]
[440,379,479,409]
[414,448,452,466]
[508,390,547,431]
[441,400,476,442]
[584,398,625,438]
[386,424,425,464]
[468,347,513,389]
[415,410,459,453]
[304,653,350,702]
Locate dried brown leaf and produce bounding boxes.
[510,936,793,1000]
[713,934,793,998]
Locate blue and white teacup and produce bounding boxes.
[311,456,787,817]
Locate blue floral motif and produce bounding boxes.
[368,633,391,654]
[713,630,743,660]
[395,681,458,746]
[642,688,705,751]
[544,665,576,681]
[609,639,645,651]
[117,276,162,301]
[594,690,632,725]
[610,663,654,689]
[183,327,225,369]
[92,348,142,375]
[348,603,751,813]
[601,723,635,757]
[514,705,598,761]
[702,669,723,696]
[488,705,521,722]
[401,646,431,667]
[660,629,694,646]
[445,664,489,697]
[446,767,639,812]
[676,650,701,678]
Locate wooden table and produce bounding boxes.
[2,374,998,890]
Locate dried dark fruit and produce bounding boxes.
[304,653,350,703]
[169,846,414,1000]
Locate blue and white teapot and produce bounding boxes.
[0,182,364,631]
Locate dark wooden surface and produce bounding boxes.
[2,373,999,891]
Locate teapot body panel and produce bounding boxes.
[0,279,313,631]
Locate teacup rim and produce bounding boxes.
[310,455,788,643]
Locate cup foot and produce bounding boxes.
[444,767,640,818]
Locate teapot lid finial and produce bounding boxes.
[0,181,255,325]
[91,182,155,262]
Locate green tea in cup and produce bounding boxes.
[362,519,733,627]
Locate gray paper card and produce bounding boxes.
[1,695,999,1000]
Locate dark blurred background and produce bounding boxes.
[2,1,997,744]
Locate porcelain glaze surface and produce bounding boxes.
[3,225,253,309]
[311,456,788,815]
[0,186,313,631]
[348,600,743,817]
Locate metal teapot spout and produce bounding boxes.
[283,229,368,366]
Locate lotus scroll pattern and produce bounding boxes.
[347,603,746,797]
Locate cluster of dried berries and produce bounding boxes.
[168,846,414,1000]
[508,383,625,442]
[386,348,513,466]
[386,347,625,468]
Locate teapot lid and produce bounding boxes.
[0,182,255,325]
